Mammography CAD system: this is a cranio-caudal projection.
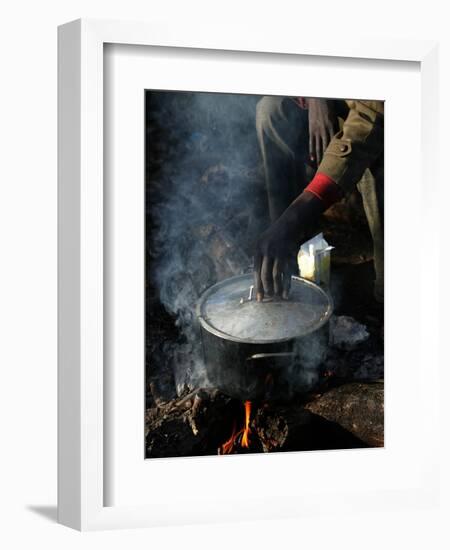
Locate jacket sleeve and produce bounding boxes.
[317,100,384,194]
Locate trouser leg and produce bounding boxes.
[356,157,384,302]
[256,96,309,223]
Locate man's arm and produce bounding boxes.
[311,100,384,195]
[254,99,384,301]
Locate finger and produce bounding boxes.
[261,255,274,297]
[253,252,264,302]
[282,257,298,300]
[273,257,284,297]
[282,271,292,300]
[309,132,315,163]
[315,135,322,165]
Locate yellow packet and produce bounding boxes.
[297,233,334,286]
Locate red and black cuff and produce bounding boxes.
[305,172,343,210]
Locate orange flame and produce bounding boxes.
[241,401,252,448]
[219,401,252,454]
[220,421,237,455]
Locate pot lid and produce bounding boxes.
[197,273,333,344]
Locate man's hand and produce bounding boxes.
[254,191,324,301]
[306,98,338,165]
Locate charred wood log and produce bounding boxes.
[253,403,367,453]
[145,388,240,458]
[305,381,384,447]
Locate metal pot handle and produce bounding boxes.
[246,352,296,366]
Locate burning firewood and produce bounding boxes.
[217,400,264,455]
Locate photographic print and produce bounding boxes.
[145,91,384,458]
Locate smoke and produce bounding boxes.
[146,91,330,399]
[146,91,265,395]
[291,329,329,391]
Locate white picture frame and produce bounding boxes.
[58,18,440,531]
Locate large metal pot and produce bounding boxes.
[196,273,333,401]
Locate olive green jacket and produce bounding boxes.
[318,100,384,193]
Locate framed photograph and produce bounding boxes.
[58,18,440,530]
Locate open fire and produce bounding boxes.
[219,400,252,454]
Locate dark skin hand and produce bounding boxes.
[254,191,324,301]
[305,98,339,165]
